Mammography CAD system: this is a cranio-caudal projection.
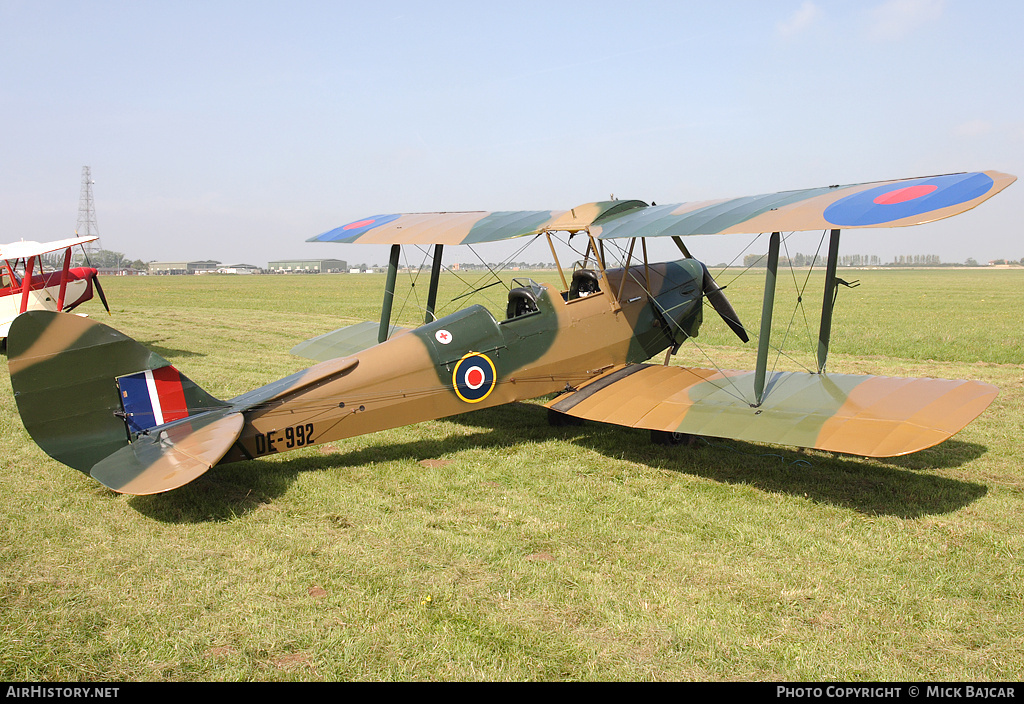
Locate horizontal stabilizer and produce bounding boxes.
[229,354,360,409]
[90,410,245,495]
[290,321,406,361]
[547,364,998,457]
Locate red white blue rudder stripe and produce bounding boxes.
[116,366,190,431]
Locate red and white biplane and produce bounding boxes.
[0,236,110,339]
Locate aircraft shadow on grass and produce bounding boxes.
[129,401,988,524]
[2,338,209,363]
[135,339,206,361]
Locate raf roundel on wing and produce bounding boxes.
[823,172,996,227]
[316,213,401,242]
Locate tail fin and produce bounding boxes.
[8,311,230,478]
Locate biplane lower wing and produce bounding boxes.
[546,364,998,457]
[290,321,408,362]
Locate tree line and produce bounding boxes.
[741,253,1024,268]
[43,249,1022,272]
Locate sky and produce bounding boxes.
[1,0,1022,269]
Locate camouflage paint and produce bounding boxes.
[547,365,999,458]
[309,173,1015,247]
[8,311,227,474]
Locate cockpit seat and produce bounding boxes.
[506,287,540,319]
[569,269,601,299]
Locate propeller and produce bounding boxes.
[92,273,111,315]
[700,263,748,343]
[71,243,111,316]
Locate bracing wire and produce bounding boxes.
[433,234,545,318]
[598,237,753,406]
[770,232,822,378]
[390,245,432,325]
[605,230,837,405]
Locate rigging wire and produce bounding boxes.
[408,234,545,321]
[598,237,753,406]
[606,230,839,405]
[390,244,431,325]
[769,231,823,378]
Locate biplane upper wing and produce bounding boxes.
[590,171,1016,239]
[0,235,99,260]
[310,171,1014,245]
[546,364,998,457]
[307,201,648,245]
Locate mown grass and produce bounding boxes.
[0,267,1022,681]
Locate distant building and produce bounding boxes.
[97,267,144,276]
[267,258,347,274]
[218,263,262,274]
[148,260,222,275]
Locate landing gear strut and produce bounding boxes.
[547,408,584,427]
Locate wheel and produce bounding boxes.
[650,429,695,446]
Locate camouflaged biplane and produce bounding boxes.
[7,170,1016,495]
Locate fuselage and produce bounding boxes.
[0,266,98,336]
[224,259,707,462]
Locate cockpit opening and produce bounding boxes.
[505,278,544,320]
[568,269,601,300]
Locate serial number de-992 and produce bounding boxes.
[254,423,315,455]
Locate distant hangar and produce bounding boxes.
[267,258,348,274]
[146,259,348,274]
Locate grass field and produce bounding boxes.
[1,267,1022,681]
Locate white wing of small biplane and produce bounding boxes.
[309,171,1015,245]
[0,236,99,261]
